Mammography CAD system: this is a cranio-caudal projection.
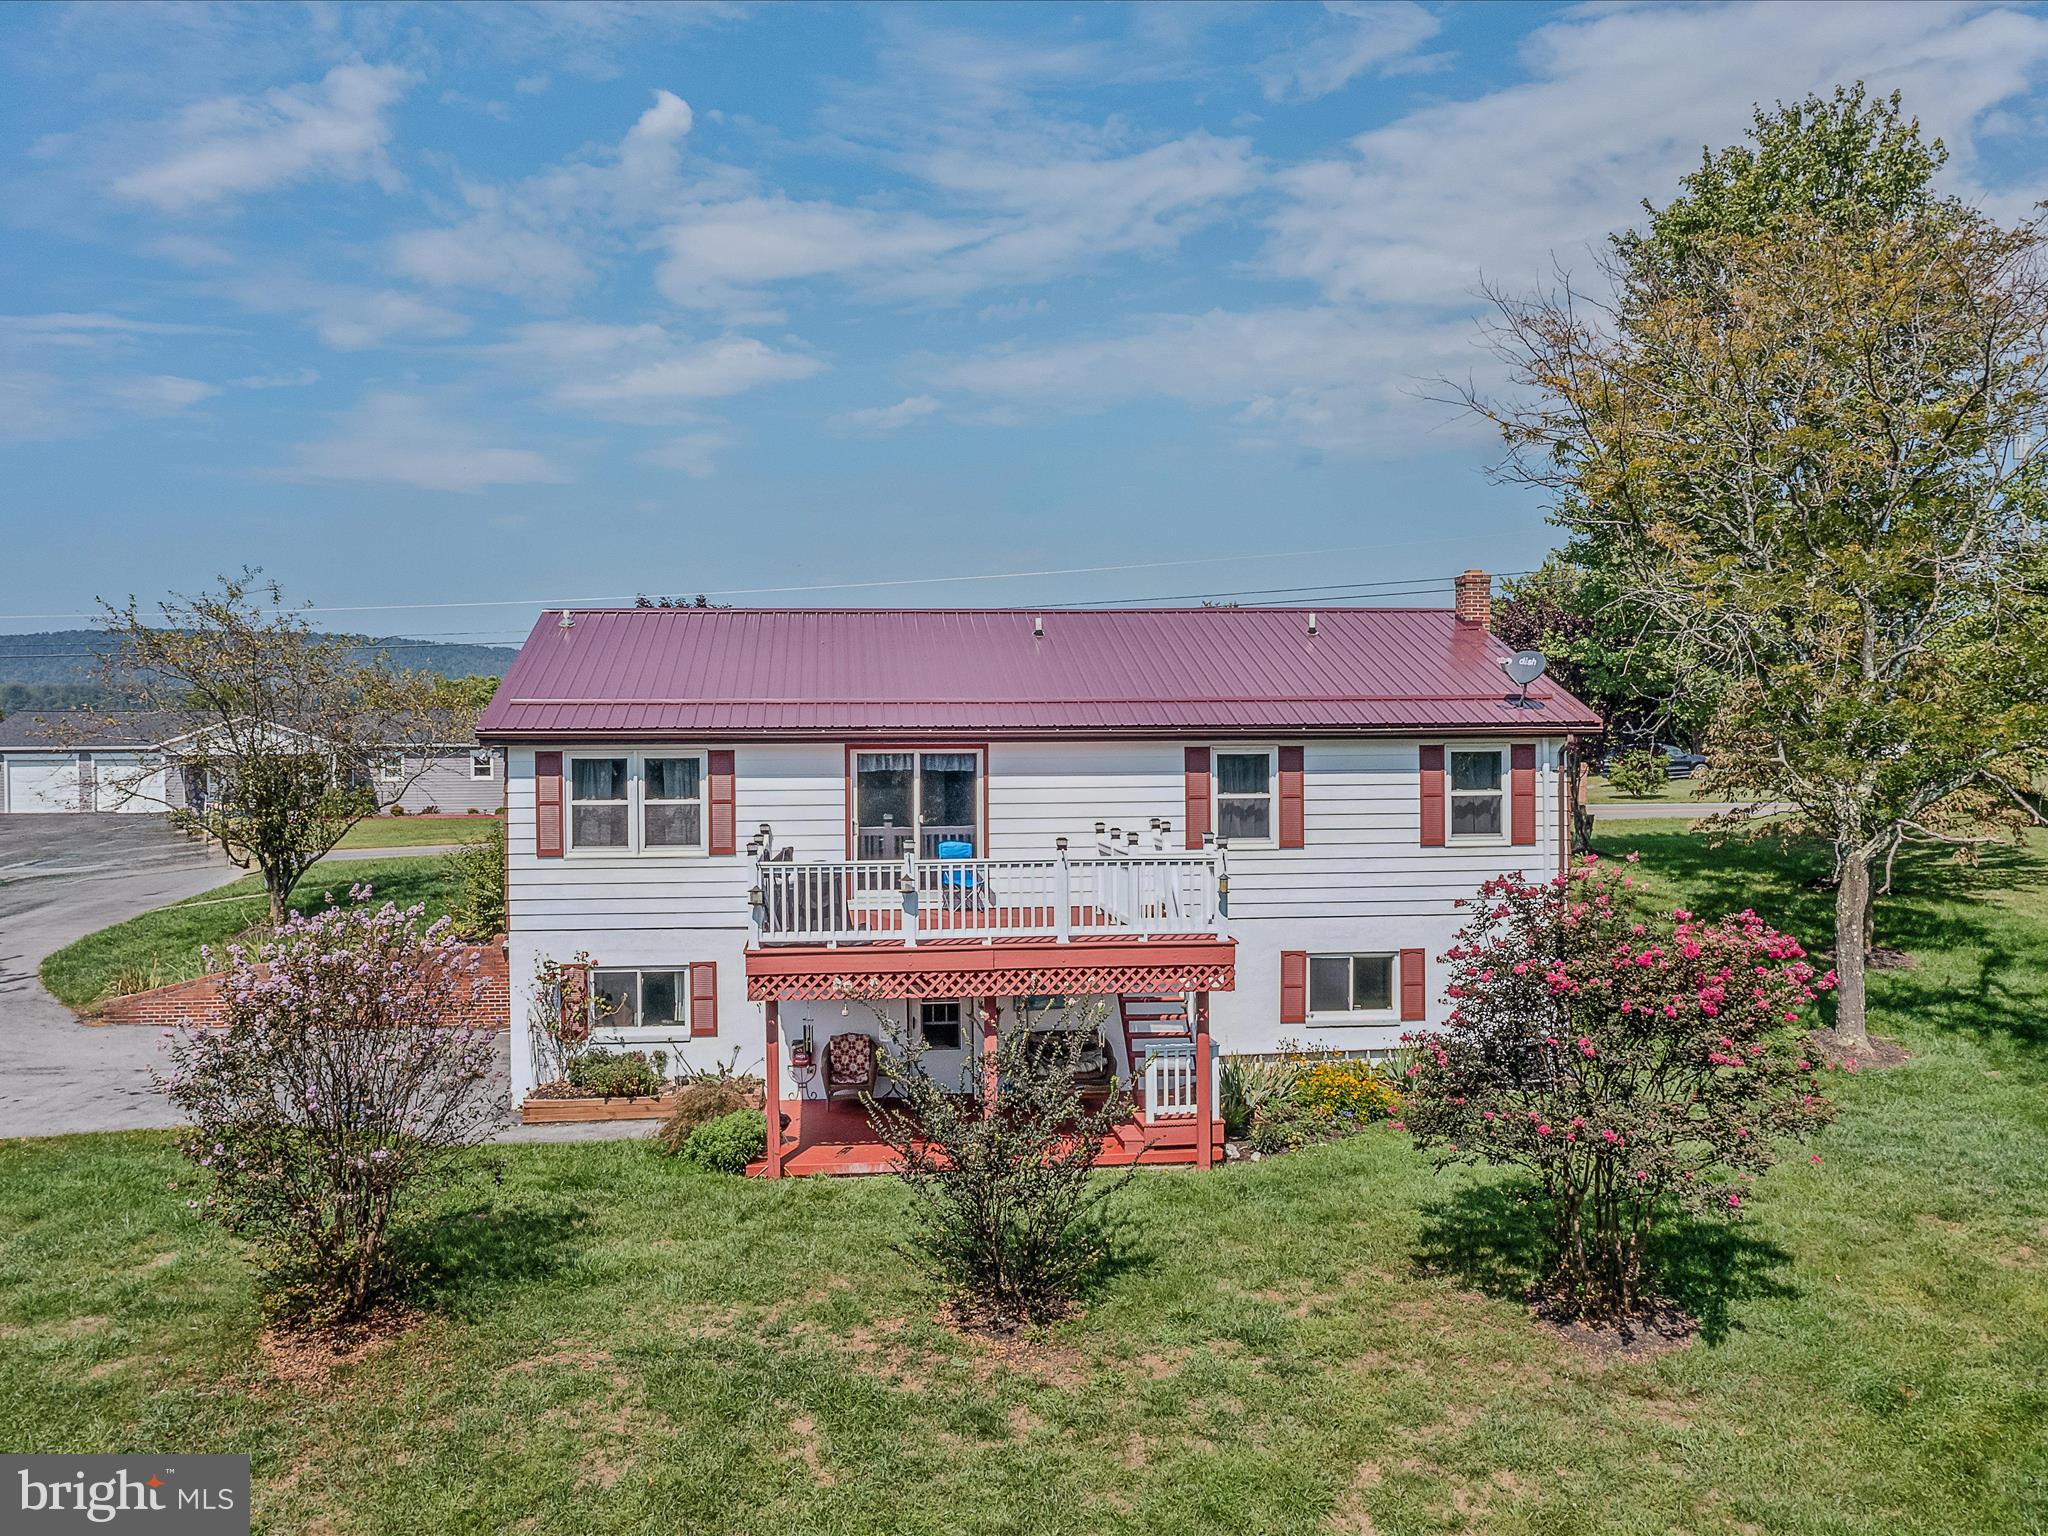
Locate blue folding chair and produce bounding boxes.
[936,839,985,910]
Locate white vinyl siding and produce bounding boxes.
[502,736,1563,1096]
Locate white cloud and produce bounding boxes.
[831,395,941,433]
[499,322,823,416]
[284,391,565,493]
[230,368,320,389]
[144,234,237,268]
[1266,2,2048,310]
[1258,1,1445,104]
[0,312,230,344]
[221,277,471,350]
[557,335,821,405]
[657,132,1257,310]
[943,306,1481,455]
[643,429,733,479]
[112,62,410,212]
[945,1,2048,457]
[109,374,219,413]
[390,89,692,299]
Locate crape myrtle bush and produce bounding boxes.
[162,890,503,1323]
[871,1007,1136,1326]
[1399,854,1837,1321]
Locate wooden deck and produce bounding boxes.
[745,1096,1225,1178]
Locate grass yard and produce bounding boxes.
[4,823,2045,1534]
[1582,775,1706,804]
[37,854,466,1009]
[334,815,501,850]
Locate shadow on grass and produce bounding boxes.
[1594,825,2048,1056]
[1413,1177,1796,1346]
[393,1201,593,1317]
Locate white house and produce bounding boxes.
[477,573,1600,1175]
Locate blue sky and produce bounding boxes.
[5,1,2048,642]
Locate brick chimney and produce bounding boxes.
[1454,569,1492,628]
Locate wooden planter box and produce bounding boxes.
[519,1090,683,1124]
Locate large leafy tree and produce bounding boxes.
[88,572,461,923]
[1465,88,2048,1055]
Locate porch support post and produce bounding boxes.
[764,998,783,1179]
[981,998,1000,1117]
[1193,991,1213,1170]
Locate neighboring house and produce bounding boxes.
[0,711,189,814]
[480,572,1601,1176]
[0,709,502,815]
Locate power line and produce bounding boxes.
[0,535,1493,622]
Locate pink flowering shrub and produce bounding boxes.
[162,889,503,1322]
[1400,854,1836,1321]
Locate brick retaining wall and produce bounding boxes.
[93,942,510,1030]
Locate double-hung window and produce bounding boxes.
[569,756,631,849]
[1448,747,1506,841]
[591,967,689,1037]
[1214,748,1275,844]
[377,753,405,783]
[1308,953,1396,1020]
[642,756,704,850]
[566,751,709,854]
[470,750,494,781]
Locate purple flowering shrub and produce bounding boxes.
[1399,854,1837,1322]
[162,888,503,1322]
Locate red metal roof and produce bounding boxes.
[476,607,1601,739]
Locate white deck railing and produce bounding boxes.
[750,844,1226,946]
[1141,1041,1199,1120]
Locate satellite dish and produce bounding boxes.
[1500,649,1548,708]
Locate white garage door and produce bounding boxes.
[91,754,169,813]
[6,755,83,813]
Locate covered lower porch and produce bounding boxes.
[743,935,1235,1179]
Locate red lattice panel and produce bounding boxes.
[748,960,1235,1003]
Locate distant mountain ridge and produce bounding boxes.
[0,630,517,710]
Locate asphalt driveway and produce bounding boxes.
[0,816,582,1143]
[0,815,239,1137]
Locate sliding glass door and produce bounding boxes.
[854,750,981,859]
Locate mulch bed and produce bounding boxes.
[1804,1026,1912,1070]
[258,1305,420,1386]
[1530,1293,1697,1360]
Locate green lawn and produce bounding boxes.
[37,855,465,1009]
[1583,774,1706,804]
[334,816,500,849]
[4,824,2045,1534]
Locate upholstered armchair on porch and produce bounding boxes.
[823,1033,878,1099]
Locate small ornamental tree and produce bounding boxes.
[1401,855,1836,1323]
[162,892,503,1323]
[1605,749,1669,801]
[869,1005,1136,1327]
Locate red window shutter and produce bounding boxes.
[1400,949,1427,1021]
[535,751,564,858]
[707,749,736,855]
[1418,745,1445,847]
[689,961,718,1037]
[1277,745,1305,849]
[1279,950,1307,1025]
[1511,743,1537,846]
[1184,746,1212,850]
